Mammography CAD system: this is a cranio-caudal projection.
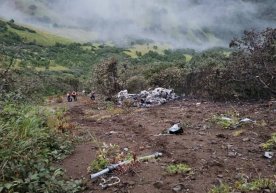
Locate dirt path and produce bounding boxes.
[57,96,276,193]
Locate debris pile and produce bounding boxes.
[117,87,179,107]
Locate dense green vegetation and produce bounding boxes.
[0,100,83,192]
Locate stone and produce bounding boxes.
[242,137,250,142]
[172,184,184,192]
[228,152,236,157]
[217,174,223,178]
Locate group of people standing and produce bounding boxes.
[67,91,77,102]
[66,90,95,102]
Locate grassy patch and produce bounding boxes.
[124,43,171,58]
[262,133,276,150]
[184,54,193,62]
[208,178,276,193]
[211,114,239,129]
[235,178,276,192]
[0,102,83,192]
[88,142,121,172]
[208,183,231,193]
[166,163,191,174]
[8,26,72,46]
[35,65,69,72]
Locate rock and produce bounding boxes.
[172,184,184,192]
[217,174,223,178]
[227,144,233,149]
[153,181,164,189]
[216,134,227,139]
[228,152,237,157]
[210,140,218,144]
[190,176,196,180]
[242,137,250,142]
[263,189,271,193]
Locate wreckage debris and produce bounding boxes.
[168,123,183,135]
[264,151,274,159]
[90,152,162,180]
[117,87,179,107]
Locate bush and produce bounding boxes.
[0,103,83,192]
[148,67,185,94]
[125,75,148,93]
[92,58,121,98]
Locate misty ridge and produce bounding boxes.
[0,0,275,49]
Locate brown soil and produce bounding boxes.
[56,96,276,193]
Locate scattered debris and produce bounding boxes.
[99,176,120,189]
[117,87,179,107]
[154,123,183,136]
[196,102,201,107]
[221,116,232,121]
[228,151,237,157]
[172,184,184,192]
[217,174,224,178]
[213,115,256,129]
[242,137,250,142]
[239,118,255,124]
[168,123,183,135]
[90,152,162,180]
[105,131,118,135]
[264,152,274,159]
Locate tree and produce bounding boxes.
[92,58,121,98]
[229,28,276,97]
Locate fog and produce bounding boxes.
[0,0,275,49]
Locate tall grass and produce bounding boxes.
[0,102,83,193]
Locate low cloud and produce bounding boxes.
[0,0,275,49]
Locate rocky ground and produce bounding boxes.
[56,96,276,193]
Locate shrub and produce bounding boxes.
[92,58,121,98]
[166,163,191,174]
[148,67,185,94]
[0,103,83,192]
[125,75,148,93]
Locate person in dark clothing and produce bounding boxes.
[90,91,95,100]
[67,92,72,102]
[72,91,77,101]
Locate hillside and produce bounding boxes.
[0,9,275,193]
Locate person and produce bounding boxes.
[67,92,72,102]
[90,91,95,100]
[72,91,77,101]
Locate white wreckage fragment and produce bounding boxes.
[117,87,179,107]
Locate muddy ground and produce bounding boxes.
[56,96,276,193]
